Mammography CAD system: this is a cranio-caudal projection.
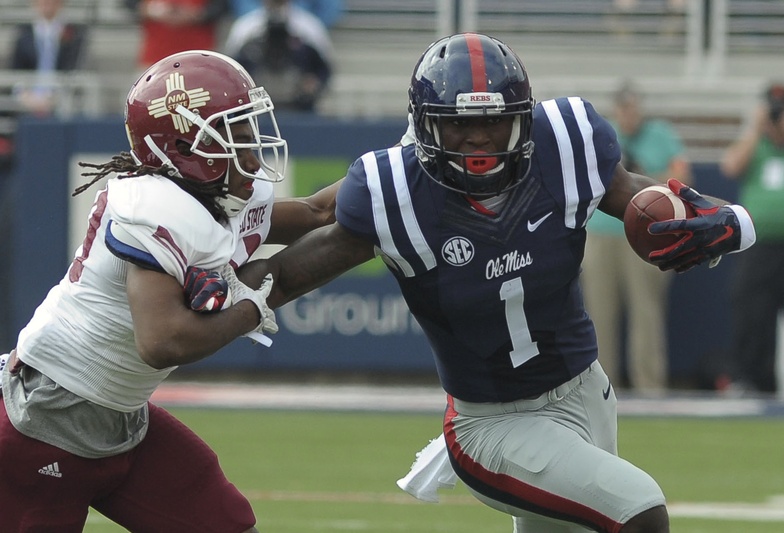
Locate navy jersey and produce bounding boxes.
[336,97,621,402]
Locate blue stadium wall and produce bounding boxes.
[8,115,739,386]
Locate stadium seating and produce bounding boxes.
[0,0,784,161]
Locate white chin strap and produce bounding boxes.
[143,135,183,177]
[217,164,250,216]
[217,194,249,217]
[142,133,251,217]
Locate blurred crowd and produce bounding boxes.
[123,0,338,111]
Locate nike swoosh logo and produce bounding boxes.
[527,212,553,232]
[602,381,612,400]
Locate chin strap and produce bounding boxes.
[217,193,250,216]
[144,133,248,216]
[216,166,250,216]
[143,135,183,178]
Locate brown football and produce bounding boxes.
[623,185,696,263]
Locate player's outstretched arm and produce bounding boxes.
[240,222,376,309]
[265,178,343,245]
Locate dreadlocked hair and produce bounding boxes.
[76,152,230,222]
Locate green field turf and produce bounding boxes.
[84,409,784,532]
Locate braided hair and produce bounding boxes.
[76,152,230,223]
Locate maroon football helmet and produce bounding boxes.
[124,50,287,185]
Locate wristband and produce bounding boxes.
[728,205,756,253]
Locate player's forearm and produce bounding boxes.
[236,237,345,307]
[266,200,335,244]
[266,179,342,244]
[266,224,375,309]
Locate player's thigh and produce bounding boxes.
[449,374,661,529]
[0,397,116,532]
[92,403,256,533]
[456,415,662,529]
[547,360,618,455]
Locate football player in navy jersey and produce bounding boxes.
[241,33,756,532]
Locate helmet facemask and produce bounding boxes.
[413,93,534,199]
[408,33,536,199]
[175,86,287,184]
[123,50,290,219]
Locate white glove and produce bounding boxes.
[220,265,278,335]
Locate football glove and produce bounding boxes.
[219,265,279,335]
[184,267,231,313]
[648,179,741,273]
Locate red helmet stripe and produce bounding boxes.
[464,33,487,92]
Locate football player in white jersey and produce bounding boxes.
[0,50,338,532]
[239,34,756,532]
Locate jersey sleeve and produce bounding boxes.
[105,177,237,285]
[335,155,383,247]
[533,97,622,229]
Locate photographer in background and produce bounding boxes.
[224,0,333,112]
[582,81,691,393]
[124,0,231,69]
[720,83,784,395]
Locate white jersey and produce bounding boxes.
[16,175,274,412]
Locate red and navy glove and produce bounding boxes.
[183,266,230,313]
[648,179,741,273]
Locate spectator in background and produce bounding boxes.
[231,0,343,27]
[1,0,88,352]
[9,0,88,116]
[582,81,691,393]
[124,0,231,68]
[225,0,333,112]
[720,83,784,395]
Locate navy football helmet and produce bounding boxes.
[409,33,535,198]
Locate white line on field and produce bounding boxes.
[240,490,784,522]
[85,494,784,525]
[153,382,784,417]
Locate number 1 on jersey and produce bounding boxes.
[500,277,539,368]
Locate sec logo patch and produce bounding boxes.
[442,237,474,266]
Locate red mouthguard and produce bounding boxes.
[465,152,499,174]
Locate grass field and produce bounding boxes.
[83,409,784,532]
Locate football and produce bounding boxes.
[623,185,696,263]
